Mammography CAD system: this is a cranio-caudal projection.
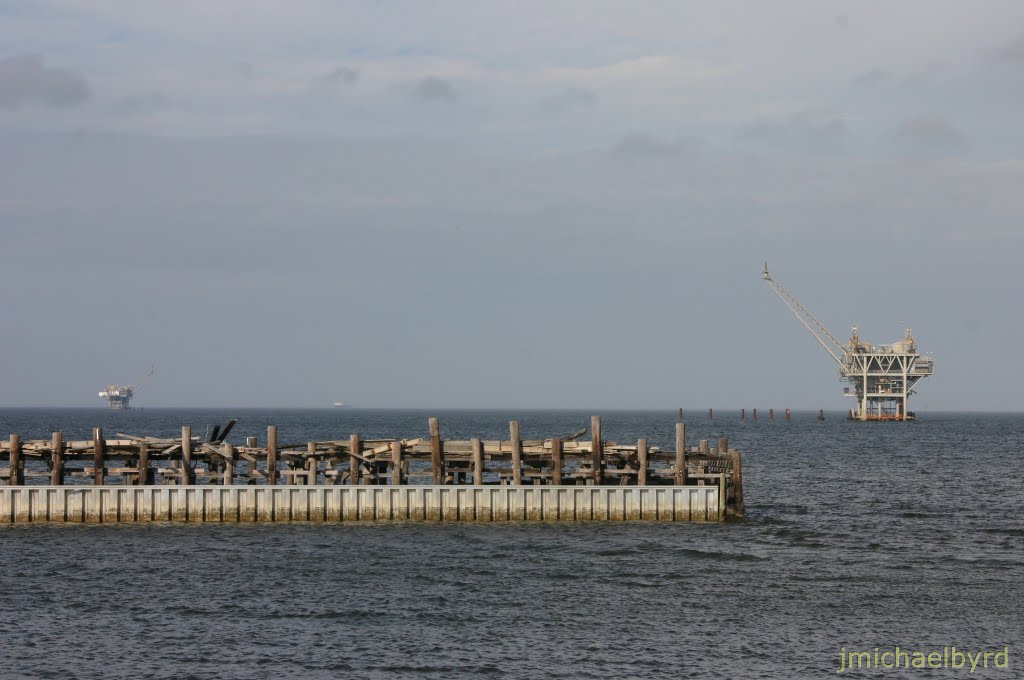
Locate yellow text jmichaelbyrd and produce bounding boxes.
[836,646,1009,673]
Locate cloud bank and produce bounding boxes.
[0,54,90,108]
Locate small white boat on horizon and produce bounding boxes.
[332,402,351,408]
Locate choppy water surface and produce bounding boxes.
[1,409,1022,679]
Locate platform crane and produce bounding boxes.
[98,363,155,410]
[762,264,934,421]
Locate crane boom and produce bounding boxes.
[762,263,846,366]
[134,363,155,392]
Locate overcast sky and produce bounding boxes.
[2,1,1023,410]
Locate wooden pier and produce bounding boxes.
[0,417,743,523]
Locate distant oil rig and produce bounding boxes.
[763,265,934,421]
[98,364,155,410]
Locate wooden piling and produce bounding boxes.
[551,437,562,486]
[637,438,648,487]
[8,434,23,486]
[306,457,317,485]
[818,409,825,421]
[180,425,194,484]
[699,439,710,455]
[591,415,603,484]
[391,441,404,485]
[719,473,727,518]
[471,438,483,485]
[244,437,256,482]
[349,433,360,486]
[429,417,443,485]
[92,428,104,486]
[741,408,745,420]
[709,408,714,420]
[729,448,745,516]
[305,442,316,485]
[718,437,729,455]
[303,446,315,483]
[138,440,150,485]
[675,422,686,485]
[509,421,522,486]
[224,443,236,485]
[753,408,757,420]
[267,426,278,485]
[50,432,64,486]
[769,408,774,420]
[785,408,791,421]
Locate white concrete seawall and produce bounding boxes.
[0,484,724,523]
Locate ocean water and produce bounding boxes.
[1,409,1022,679]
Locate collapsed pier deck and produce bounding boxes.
[1,416,743,523]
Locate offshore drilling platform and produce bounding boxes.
[762,265,934,421]
[98,364,155,410]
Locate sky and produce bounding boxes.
[1,1,1023,410]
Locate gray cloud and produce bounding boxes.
[608,134,698,160]
[117,92,169,115]
[0,54,90,109]
[853,68,887,87]
[235,61,256,78]
[320,66,358,85]
[995,34,1024,62]
[415,76,457,102]
[889,114,965,154]
[540,87,598,113]
[741,114,846,151]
